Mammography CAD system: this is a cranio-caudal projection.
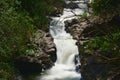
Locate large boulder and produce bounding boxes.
[15,30,56,74]
[36,30,57,63]
[50,7,63,17]
[65,18,90,45]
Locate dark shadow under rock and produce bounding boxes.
[14,56,42,74]
[14,54,53,74]
[80,54,120,80]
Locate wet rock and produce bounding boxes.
[50,7,63,17]
[74,55,81,73]
[65,3,79,9]
[65,19,79,27]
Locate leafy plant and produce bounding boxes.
[91,0,120,16]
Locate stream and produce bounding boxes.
[20,0,89,80]
[40,0,88,80]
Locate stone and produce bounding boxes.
[14,30,56,74]
[50,7,63,17]
[33,30,57,62]
[66,3,79,9]
[65,19,79,27]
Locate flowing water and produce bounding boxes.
[39,0,88,80]
[19,0,88,80]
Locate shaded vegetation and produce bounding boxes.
[0,0,64,79]
[0,0,35,79]
[91,0,120,16]
[20,0,65,31]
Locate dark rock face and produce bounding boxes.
[80,54,120,80]
[65,3,79,9]
[15,55,42,74]
[50,7,63,17]
[74,54,81,73]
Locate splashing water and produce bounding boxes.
[39,0,88,80]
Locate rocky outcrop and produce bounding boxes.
[65,18,91,46]
[65,15,120,80]
[36,31,56,62]
[50,7,63,17]
[15,30,56,74]
[65,15,116,45]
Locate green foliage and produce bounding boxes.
[91,0,120,15]
[0,0,65,79]
[0,9,35,61]
[81,11,88,19]
[0,63,16,80]
[83,32,120,54]
[19,0,65,31]
[0,0,35,79]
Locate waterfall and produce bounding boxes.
[40,0,88,80]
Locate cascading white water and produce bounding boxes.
[40,0,88,80]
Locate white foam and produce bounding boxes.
[40,0,88,80]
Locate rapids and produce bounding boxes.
[39,0,88,80]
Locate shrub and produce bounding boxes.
[91,0,120,16]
